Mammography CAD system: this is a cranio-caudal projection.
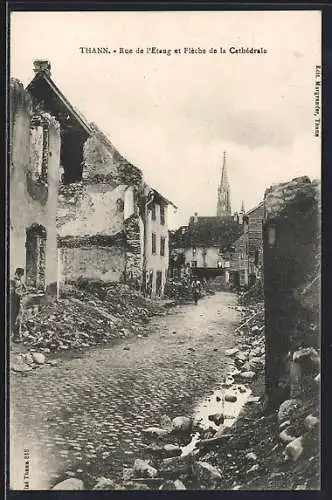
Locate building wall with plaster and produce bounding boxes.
[10,79,60,291]
[145,201,169,296]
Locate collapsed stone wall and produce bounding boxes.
[124,214,144,284]
[83,125,143,186]
[263,176,320,410]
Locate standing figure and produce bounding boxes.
[191,279,200,305]
[10,268,26,342]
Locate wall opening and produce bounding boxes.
[25,224,47,290]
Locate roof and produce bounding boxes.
[152,189,177,210]
[27,71,92,135]
[246,202,264,216]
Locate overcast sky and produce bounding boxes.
[10,11,321,228]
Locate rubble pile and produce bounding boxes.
[19,280,165,352]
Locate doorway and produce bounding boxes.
[25,224,47,290]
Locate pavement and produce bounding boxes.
[10,291,241,490]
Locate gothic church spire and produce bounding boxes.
[216,151,231,217]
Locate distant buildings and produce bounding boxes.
[169,154,251,289]
[10,60,175,298]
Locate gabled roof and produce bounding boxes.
[246,202,264,216]
[152,188,177,210]
[27,71,92,135]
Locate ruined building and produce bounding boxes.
[10,78,61,294]
[263,176,320,410]
[246,202,264,285]
[216,151,232,217]
[26,60,174,296]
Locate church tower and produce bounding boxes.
[216,151,232,217]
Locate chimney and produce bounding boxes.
[33,60,51,77]
[194,212,198,224]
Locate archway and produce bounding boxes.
[25,224,47,290]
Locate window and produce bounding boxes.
[151,204,156,220]
[152,233,156,254]
[160,236,165,256]
[192,246,197,256]
[191,261,197,268]
[160,205,165,225]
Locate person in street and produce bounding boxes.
[10,267,26,342]
[191,279,200,305]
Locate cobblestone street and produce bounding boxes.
[10,292,241,489]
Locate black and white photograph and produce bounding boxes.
[8,10,321,491]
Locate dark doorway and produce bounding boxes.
[25,224,47,290]
[156,271,162,296]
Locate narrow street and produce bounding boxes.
[10,292,241,489]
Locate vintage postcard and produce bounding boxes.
[8,10,321,491]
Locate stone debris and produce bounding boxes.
[133,459,158,478]
[52,478,84,490]
[141,427,170,440]
[284,436,304,462]
[172,416,192,434]
[159,479,186,490]
[247,464,259,474]
[240,371,256,380]
[245,452,257,461]
[279,430,298,444]
[208,413,225,426]
[277,399,302,424]
[225,348,239,356]
[194,461,222,488]
[159,453,194,477]
[304,414,319,431]
[160,414,173,430]
[20,280,165,352]
[93,476,124,490]
[31,352,46,364]
[224,391,237,403]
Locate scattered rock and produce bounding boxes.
[93,477,124,490]
[245,452,257,461]
[224,391,237,403]
[285,436,304,461]
[172,416,192,434]
[279,430,297,444]
[208,413,224,426]
[133,459,158,478]
[194,461,222,488]
[315,373,320,383]
[159,479,186,490]
[247,464,259,473]
[163,444,182,458]
[159,454,194,477]
[304,414,319,431]
[279,419,291,430]
[240,371,255,380]
[123,346,130,351]
[142,427,170,440]
[11,363,32,373]
[277,399,302,424]
[31,352,46,364]
[247,396,260,404]
[52,478,84,490]
[225,348,239,356]
[160,414,173,430]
